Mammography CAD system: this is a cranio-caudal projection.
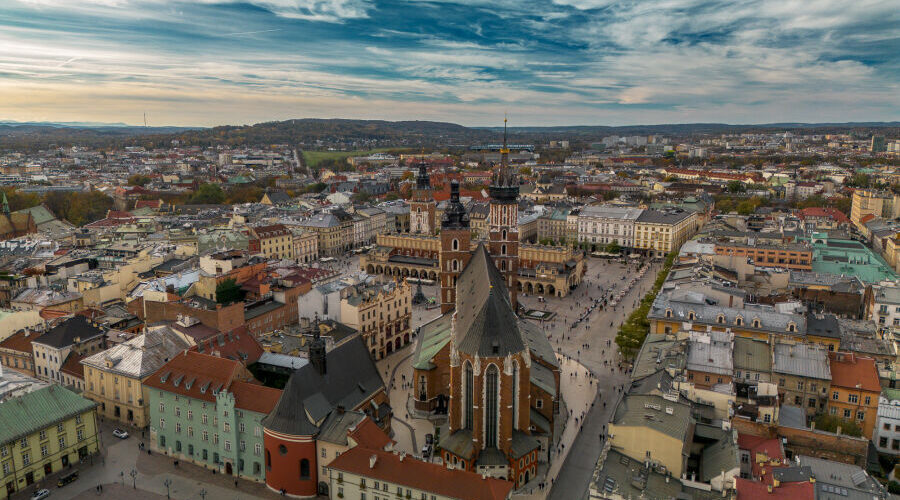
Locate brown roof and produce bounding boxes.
[0,330,36,354]
[828,352,881,393]
[189,326,264,365]
[229,380,282,415]
[327,447,513,500]
[347,416,393,451]
[0,212,35,237]
[60,351,86,379]
[143,351,243,403]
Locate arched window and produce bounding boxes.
[687,311,695,321]
[511,361,519,429]
[452,260,459,271]
[717,314,725,324]
[485,364,499,448]
[452,238,459,251]
[752,318,761,328]
[501,244,507,256]
[735,316,743,326]
[299,458,310,479]
[502,229,507,240]
[788,322,796,332]
[464,361,474,430]
[500,260,507,271]
[665,309,673,318]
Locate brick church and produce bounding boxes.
[412,124,561,487]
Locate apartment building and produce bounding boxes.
[825,352,880,439]
[31,316,105,385]
[292,229,318,264]
[0,386,99,499]
[874,389,900,454]
[772,343,831,417]
[326,447,513,500]
[299,212,353,257]
[339,280,411,360]
[577,205,642,250]
[249,224,293,260]
[634,208,698,257]
[713,242,813,271]
[145,351,282,482]
[80,328,192,427]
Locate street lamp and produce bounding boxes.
[164,478,172,499]
[130,469,137,489]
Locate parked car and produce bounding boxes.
[31,489,51,500]
[57,471,78,488]
[112,428,129,439]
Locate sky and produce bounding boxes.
[0,0,898,127]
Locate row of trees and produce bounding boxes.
[615,252,675,359]
[1,187,115,227]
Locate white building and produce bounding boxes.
[874,392,900,454]
[577,205,643,250]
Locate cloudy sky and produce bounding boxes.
[1,0,898,127]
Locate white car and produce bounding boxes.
[31,489,50,500]
[112,428,129,439]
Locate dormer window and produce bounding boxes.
[717,314,725,324]
[735,316,743,326]
[787,322,796,333]
[752,319,761,328]
[687,311,695,321]
[665,309,673,318]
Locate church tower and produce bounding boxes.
[409,160,436,234]
[488,118,519,310]
[439,180,471,314]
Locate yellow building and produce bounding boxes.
[634,209,698,258]
[250,224,293,260]
[0,385,99,498]
[291,229,318,264]
[850,189,900,231]
[608,394,693,478]
[340,280,411,360]
[80,328,192,428]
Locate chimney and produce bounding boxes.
[369,455,377,469]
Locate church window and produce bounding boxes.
[464,362,474,430]
[485,365,499,448]
[452,239,459,251]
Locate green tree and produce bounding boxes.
[127,174,151,186]
[813,414,863,437]
[215,278,245,304]
[226,186,264,204]
[189,183,225,205]
[727,180,746,193]
[604,241,622,254]
[0,188,42,212]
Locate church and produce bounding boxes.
[411,127,561,487]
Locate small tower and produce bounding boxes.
[1,192,9,218]
[308,317,327,375]
[409,160,436,234]
[439,180,471,314]
[488,118,519,309]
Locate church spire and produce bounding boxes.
[489,116,518,202]
[1,192,9,217]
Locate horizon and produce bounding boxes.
[1,0,898,127]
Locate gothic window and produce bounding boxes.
[485,364,499,448]
[452,239,459,251]
[464,362,474,430]
[511,361,519,429]
[452,260,459,272]
[502,229,507,240]
[501,260,507,271]
[501,244,507,256]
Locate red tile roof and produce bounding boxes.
[347,416,393,451]
[737,434,786,480]
[796,207,849,224]
[327,447,513,500]
[0,329,37,354]
[828,352,881,393]
[189,326,264,365]
[735,477,814,500]
[144,351,244,403]
[229,380,282,415]
[60,351,86,380]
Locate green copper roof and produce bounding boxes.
[0,385,97,444]
[800,234,899,284]
[13,205,56,225]
[412,314,452,370]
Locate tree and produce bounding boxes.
[0,188,41,212]
[189,183,225,205]
[813,414,863,437]
[352,191,372,204]
[215,278,245,304]
[127,174,151,186]
[226,186,264,204]
[726,180,746,193]
[604,241,622,254]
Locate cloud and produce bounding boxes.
[1,0,898,125]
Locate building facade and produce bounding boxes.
[577,205,643,251]
[0,386,99,499]
[339,280,411,360]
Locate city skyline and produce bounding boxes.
[1,0,898,127]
